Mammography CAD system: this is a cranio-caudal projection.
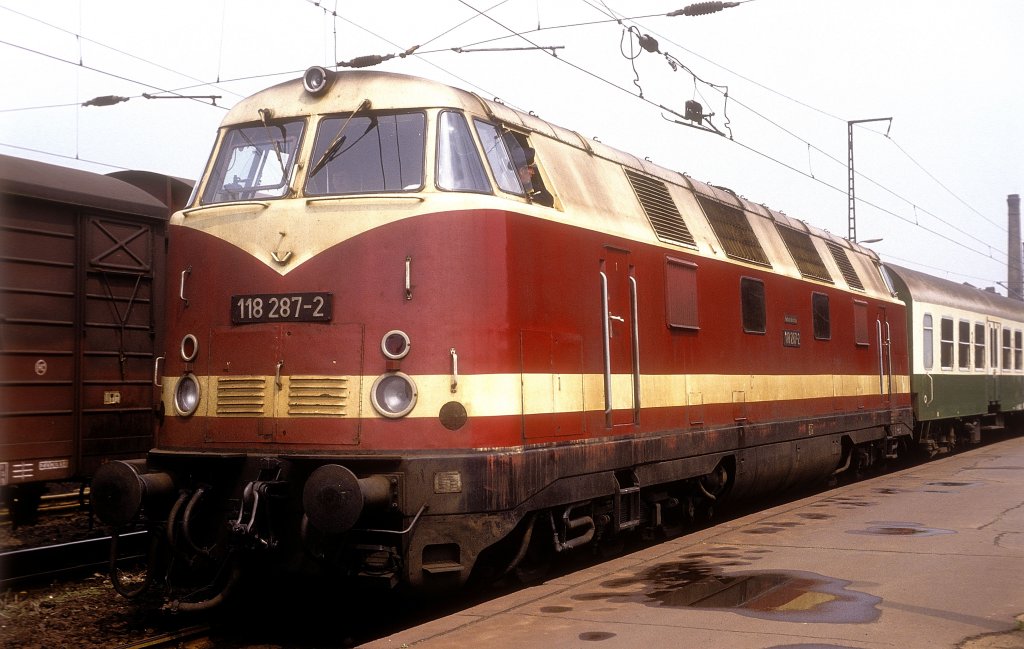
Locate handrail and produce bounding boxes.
[600,272,612,424]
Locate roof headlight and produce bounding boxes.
[303,66,334,95]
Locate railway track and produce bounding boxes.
[111,625,212,649]
[0,488,90,526]
[0,529,148,589]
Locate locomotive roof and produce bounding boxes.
[224,70,876,261]
[0,154,169,219]
[885,263,1024,322]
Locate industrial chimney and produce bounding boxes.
[1010,194,1022,301]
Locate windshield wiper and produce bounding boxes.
[309,98,371,177]
[257,108,287,175]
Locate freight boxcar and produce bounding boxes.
[0,154,190,523]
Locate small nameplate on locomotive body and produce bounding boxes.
[232,292,333,324]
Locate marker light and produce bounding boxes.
[381,330,411,360]
[180,334,198,362]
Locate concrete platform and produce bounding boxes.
[363,437,1024,649]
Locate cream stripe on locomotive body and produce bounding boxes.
[99,68,914,603]
[163,372,908,420]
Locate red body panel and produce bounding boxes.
[158,208,909,453]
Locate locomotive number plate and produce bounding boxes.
[232,292,333,324]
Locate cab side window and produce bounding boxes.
[473,120,555,208]
[473,120,522,195]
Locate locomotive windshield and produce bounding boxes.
[201,119,305,204]
[305,112,425,195]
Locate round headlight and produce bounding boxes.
[173,373,201,416]
[180,334,198,362]
[303,66,334,94]
[381,330,411,360]
[370,372,417,418]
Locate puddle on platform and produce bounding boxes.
[540,605,573,613]
[579,631,617,641]
[572,559,880,624]
[848,521,955,537]
[797,512,834,520]
[767,645,866,649]
[873,487,905,495]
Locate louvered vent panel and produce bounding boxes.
[217,376,267,415]
[696,195,771,267]
[624,169,696,248]
[288,376,348,417]
[825,240,865,291]
[775,224,833,283]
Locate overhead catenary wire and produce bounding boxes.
[441,0,1007,271]
[595,0,1004,236]
[0,4,242,103]
[584,0,1007,253]
[436,0,1003,247]
[0,38,225,109]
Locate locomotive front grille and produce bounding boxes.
[216,376,268,415]
[288,376,348,417]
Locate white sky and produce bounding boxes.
[1,0,1022,291]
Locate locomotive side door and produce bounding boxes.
[600,248,639,428]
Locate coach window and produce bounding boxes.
[1003,327,1013,370]
[853,300,869,346]
[958,320,971,370]
[436,111,491,193]
[666,258,699,330]
[922,314,934,370]
[306,112,425,195]
[812,292,830,340]
[940,317,954,370]
[974,322,986,370]
[741,277,766,334]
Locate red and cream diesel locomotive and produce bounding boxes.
[93,67,918,608]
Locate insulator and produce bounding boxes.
[81,95,129,107]
[685,100,704,123]
[639,34,660,53]
[338,53,396,68]
[669,2,740,17]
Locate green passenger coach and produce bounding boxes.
[885,264,1024,452]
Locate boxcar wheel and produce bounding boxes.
[7,483,44,528]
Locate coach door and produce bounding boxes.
[876,307,893,407]
[600,248,640,428]
[988,319,1002,403]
